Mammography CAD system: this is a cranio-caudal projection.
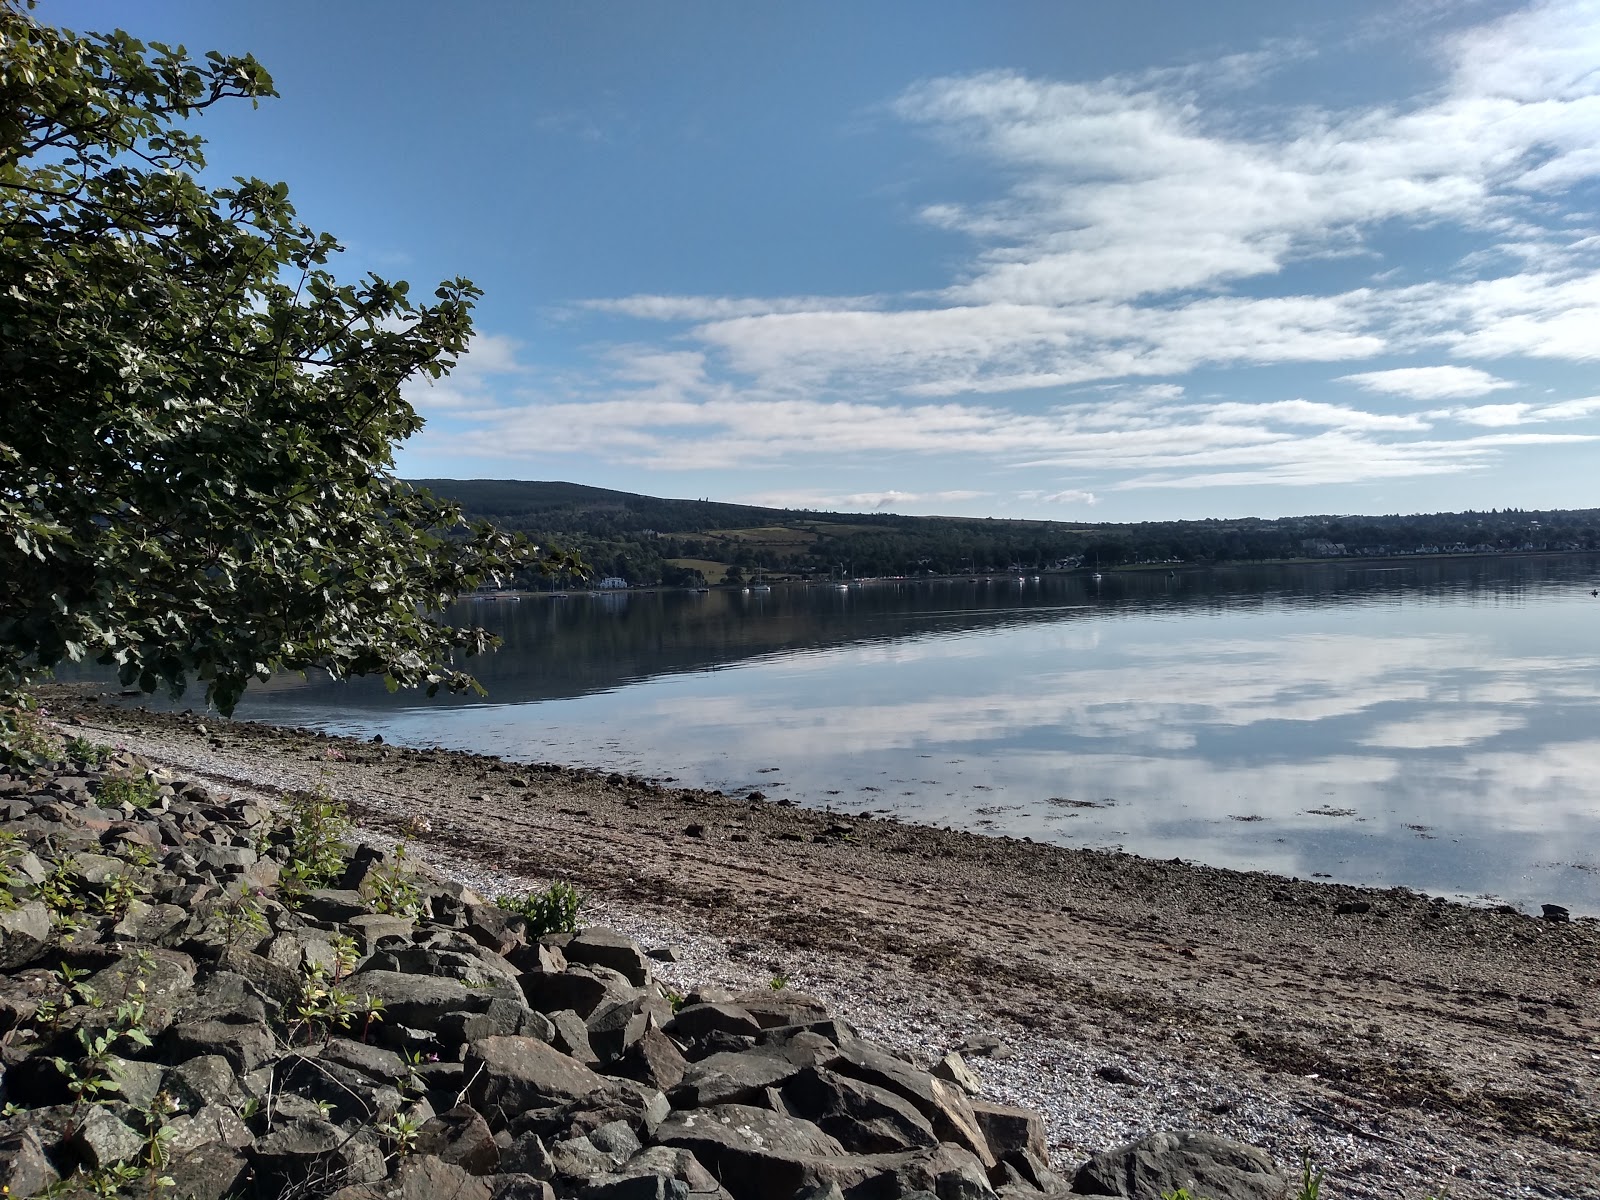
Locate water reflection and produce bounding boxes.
[205,556,1600,912]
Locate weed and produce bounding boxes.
[34,961,98,1031]
[95,772,162,811]
[95,872,146,919]
[1,698,57,767]
[362,843,422,917]
[1296,1151,1326,1200]
[219,884,269,947]
[277,787,352,899]
[0,831,25,911]
[769,973,790,991]
[51,962,154,1110]
[378,1107,424,1158]
[496,880,583,937]
[64,735,110,767]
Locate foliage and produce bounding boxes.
[276,786,352,897]
[64,735,110,767]
[361,842,422,917]
[95,771,161,810]
[497,880,583,938]
[0,698,57,767]
[0,2,571,716]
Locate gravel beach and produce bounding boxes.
[43,692,1600,1200]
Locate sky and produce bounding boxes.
[42,0,1600,522]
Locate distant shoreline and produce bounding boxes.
[470,546,1597,598]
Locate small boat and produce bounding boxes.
[751,585,771,593]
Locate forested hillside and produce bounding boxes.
[414,479,1600,587]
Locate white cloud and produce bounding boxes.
[1338,365,1517,400]
[436,3,1600,501]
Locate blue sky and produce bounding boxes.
[45,0,1600,521]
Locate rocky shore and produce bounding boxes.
[13,693,1600,1199]
[1,745,1302,1199]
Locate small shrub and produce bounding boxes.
[497,880,583,937]
[95,772,161,810]
[362,843,423,917]
[278,786,352,897]
[64,735,109,767]
[1,700,57,767]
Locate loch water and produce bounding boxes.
[214,554,1600,912]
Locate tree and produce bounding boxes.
[0,2,563,723]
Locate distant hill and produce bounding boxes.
[411,478,1600,587]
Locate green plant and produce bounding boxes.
[34,961,98,1032]
[1,699,56,767]
[496,880,583,937]
[378,1107,424,1158]
[1294,1152,1325,1200]
[51,977,153,1109]
[362,843,422,917]
[1,5,558,716]
[278,788,352,899]
[0,831,25,912]
[219,885,270,947]
[95,872,146,918]
[768,973,790,991]
[95,772,162,811]
[64,735,110,767]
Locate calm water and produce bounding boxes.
[205,556,1600,912]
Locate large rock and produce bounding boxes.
[466,1035,618,1128]
[354,969,509,1030]
[564,928,652,986]
[0,902,54,970]
[251,1117,387,1193]
[832,1041,994,1167]
[780,1067,940,1154]
[610,1024,687,1092]
[730,989,831,1030]
[662,1002,763,1042]
[0,1125,60,1196]
[522,967,632,1019]
[166,1018,276,1074]
[330,1153,494,1200]
[655,1104,845,1198]
[1072,1130,1287,1200]
[969,1099,1047,1163]
[415,1104,500,1175]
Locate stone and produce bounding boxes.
[1072,1130,1287,1200]
[104,1055,166,1108]
[1542,903,1571,922]
[166,1018,276,1073]
[0,1125,60,1197]
[350,969,490,1030]
[168,1054,247,1112]
[322,1037,409,1084]
[780,1066,940,1154]
[521,967,628,1018]
[330,1153,495,1200]
[298,888,372,922]
[165,1104,254,1156]
[610,1024,688,1092]
[615,1146,727,1198]
[581,1177,689,1200]
[879,1143,997,1200]
[662,1002,763,1042]
[645,946,680,963]
[550,1008,601,1064]
[833,1041,994,1167]
[730,988,832,1030]
[490,1175,558,1200]
[500,1130,555,1177]
[111,900,187,943]
[166,1143,248,1200]
[588,994,672,1062]
[969,1100,1047,1163]
[564,928,652,986]
[670,1048,812,1109]
[0,901,53,969]
[253,1117,387,1193]
[931,1051,985,1097]
[347,913,416,950]
[70,1106,145,1170]
[589,1119,643,1162]
[655,1104,845,1198]
[416,1104,501,1175]
[466,1035,618,1128]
